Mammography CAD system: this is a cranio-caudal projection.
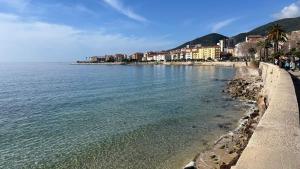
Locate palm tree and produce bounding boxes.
[263,39,272,62]
[256,41,264,61]
[248,47,256,61]
[267,24,287,53]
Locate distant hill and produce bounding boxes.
[171,33,228,50]
[170,17,300,51]
[232,17,300,44]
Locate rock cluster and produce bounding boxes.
[191,70,266,169]
[225,77,263,101]
[195,109,261,169]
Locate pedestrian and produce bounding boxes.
[290,60,296,71]
[278,58,284,68]
[285,59,290,71]
[274,58,279,65]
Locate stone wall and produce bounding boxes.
[232,63,300,169]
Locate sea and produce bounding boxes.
[0,63,249,169]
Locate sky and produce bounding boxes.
[0,0,299,62]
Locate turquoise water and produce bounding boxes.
[0,63,246,169]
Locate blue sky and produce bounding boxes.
[0,0,299,62]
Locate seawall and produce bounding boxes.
[232,63,300,169]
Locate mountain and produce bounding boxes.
[232,17,300,44]
[171,17,300,51]
[171,33,228,50]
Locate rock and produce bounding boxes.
[219,145,226,149]
[250,111,259,119]
[242,116,249,120]
[210,154,216,159]
[218,122,232,130]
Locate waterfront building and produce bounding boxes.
[105,55,115,62]
[131,52,144,62]
[89,56,98,62]
[153,52,171,62]
[218,40,225,52]
[196,46,221,60]
[192,48,199,60]
[180,51,186,60]
[170,50,181,61]
[114,54,127,62]
[144,51,157,61]
[185,49,193,60]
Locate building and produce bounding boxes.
[114,54,127,62]
[143,52,158,61]
[184,48,193,60]
[246,35,264,43]
[194,46,221,60]
[131,53,144,62]
[225,48,235,55]
[218,40,225,52]
[105,55,115,62]
[180,44,200,60]
[179,51,186,60]
[89,56,98,62]
[170,50,181,60]
[286,30,300,50]
[192,48,199,60]
[153,52,171,62]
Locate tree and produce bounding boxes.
[256,41,264,61]
[248,47,256,61]
[263,39,272,62]
[267,24,287,53]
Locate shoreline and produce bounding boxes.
[184,66,266,169]
[72,61,247,67]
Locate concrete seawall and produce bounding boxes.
[232,63,300,169]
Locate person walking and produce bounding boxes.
[290,60,296,71]
[285,59,290,71]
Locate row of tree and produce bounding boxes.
[247,24,289,62]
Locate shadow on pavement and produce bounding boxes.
[290,72,300,123]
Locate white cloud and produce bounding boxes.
[0,13,173,62]
[103,0,148,23]
[273,1,300,19]
[211,18,237,32]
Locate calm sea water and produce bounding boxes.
[0,63,247,169]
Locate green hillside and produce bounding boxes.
[171,33,228,50]
[171,17,300,50]
[232,17,300,43]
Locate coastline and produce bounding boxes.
[184,66,266,169]
[72,61,247,67]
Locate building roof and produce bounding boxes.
[247,35,263,38]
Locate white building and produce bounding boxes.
[153,52,171,61]
[170,51,180,60]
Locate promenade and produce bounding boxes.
[232,63,300,169]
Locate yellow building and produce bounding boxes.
[192,46,221,60]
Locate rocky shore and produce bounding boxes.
[184,67,267,169]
